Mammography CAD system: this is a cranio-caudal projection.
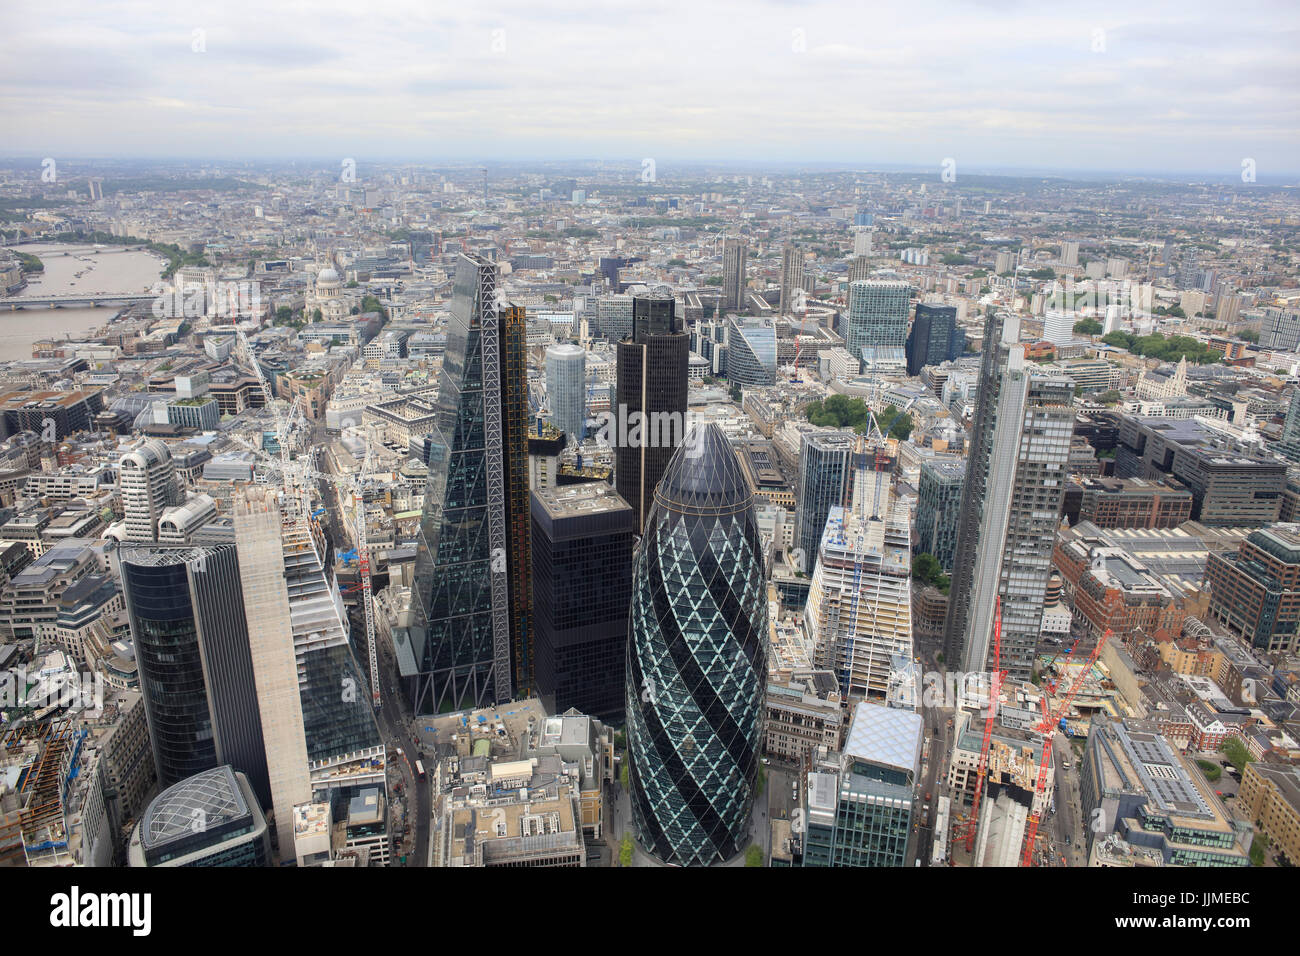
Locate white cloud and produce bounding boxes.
[0,0,1296,172]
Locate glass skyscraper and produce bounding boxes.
[614,293,689,533]
[725,318,777,387]
[545,343,587,443]
[845,279,910,361]
[915,456,966,573]
[595,294,634,342]
[626,424,768,866]
[531,482,634,721]
[794,430,856,569]
[233,497,386,861]
[119,544,270,808]
[1276,387,1300,463]
[905,303,963,376]
[399,252,531,714]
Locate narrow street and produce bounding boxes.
[312,429,430,867]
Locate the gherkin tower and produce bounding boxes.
[625,423,768,866]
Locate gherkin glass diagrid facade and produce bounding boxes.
[626,424,768,866]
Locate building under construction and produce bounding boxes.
[2,715,113,867]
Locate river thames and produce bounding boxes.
[0,242,168,361]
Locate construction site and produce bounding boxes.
[1,715,105,867]
[942,601,1113,867]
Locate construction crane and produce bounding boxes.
[956,598,1006,855]
[346,425,382,711]
[234,327,303,516]
[235,327,283,438]
[1019,628,1111,867]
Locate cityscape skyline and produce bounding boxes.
[1,0,1298,910]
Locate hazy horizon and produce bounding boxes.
[3,155,1299,187]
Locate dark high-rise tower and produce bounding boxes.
[119,544,270,808]
[626,424,769,866]
[531,482,634,721]
[942,312,1074,678]
[400,252,531,714]
[906,303,962,376]
[614,293,688,533]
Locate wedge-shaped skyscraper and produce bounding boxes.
[397,253,531,714]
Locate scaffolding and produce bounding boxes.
[15,719,85,866]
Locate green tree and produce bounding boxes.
[744,844,763,867]
[619,833,634,867]
[913,553,942,586]
[359,294,388,319]
[1220,738,1253,774]
[888,412,914,441]
[912,553,949,592]
[1249,832,1270,867]
[1073,318,1102,335]
[805,395,872,430]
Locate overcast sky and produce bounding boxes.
[3,0,1298,176]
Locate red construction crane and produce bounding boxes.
[955,599,1006,855]
[1019,628,1111,867]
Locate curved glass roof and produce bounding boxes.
[139,765,248,851]
[657,423,751,513]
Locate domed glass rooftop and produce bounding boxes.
[655,422,751,514]
[139,765,248,852]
